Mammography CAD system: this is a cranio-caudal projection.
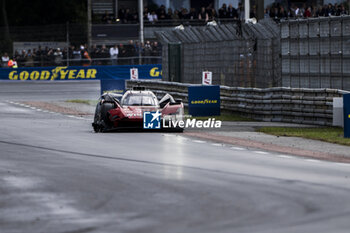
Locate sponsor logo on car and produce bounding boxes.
[143,111,161,129]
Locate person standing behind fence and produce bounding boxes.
[237,3,244,21]
[25,49,34,67]
[148,11,158,23]
[219,4,228,18]
[8,58,18,68]
[151,41,161,64]
[100,45,109,65]
[126,40,136,65]
[110,44,119,65]
[82,49,92,66]
[227,4,238,19]
[144,41,152,64]
[35,46,42,67]
[198,7,209,22]
[72,47,81,66]
[90,44,99,65]
[54,48,63,66]
[1,53,9,67]
[118,44,127,65]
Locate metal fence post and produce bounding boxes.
[168,43,182,82]
[66,21,70,67]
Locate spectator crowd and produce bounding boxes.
[265,2,349,19]
[1,40,162,68]
[100,2,349,24]
[102,3,246,24]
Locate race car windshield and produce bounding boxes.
[122,94,156,106]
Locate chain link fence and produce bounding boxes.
[281,16,350,90]
[155,18,281,88]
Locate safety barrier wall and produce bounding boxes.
[126,79,350,126]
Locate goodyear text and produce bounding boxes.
[190,99,218,104]
[8,67,97,81]
[150,67,162,77]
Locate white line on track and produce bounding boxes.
[253,151,269,155]
[211,143,222,147]
[230,147,246,150]
[193,140,206,144]
[305,159,321,163]
[278,155,294,159]
[334,162,350,166]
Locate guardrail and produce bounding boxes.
[0,56,162,68]
[126,79,350,126]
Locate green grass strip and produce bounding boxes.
[65,99,98,106]
[257,127,350,146]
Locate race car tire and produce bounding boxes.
[93,103,101,122]
[100,103,114,131]
[93,102,114,132]
[93,103,102,132]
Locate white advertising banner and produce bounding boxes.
[202,71,212,85]
[130,68,139,80]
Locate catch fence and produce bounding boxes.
[155,18,281,88]
[281,16,350,90]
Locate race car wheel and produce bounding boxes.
[100,103,114,124]
[93,102,114,132]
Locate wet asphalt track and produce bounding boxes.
[1,81,350,233]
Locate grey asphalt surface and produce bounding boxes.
[1,81,350,233]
